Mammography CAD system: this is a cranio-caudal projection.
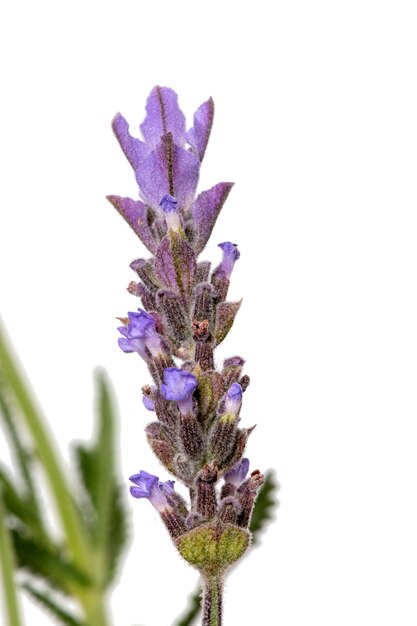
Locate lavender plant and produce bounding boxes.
[110,86,264,626]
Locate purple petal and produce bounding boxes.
[140,86,186,150]
[225,383,243,415]
[224,458,250,487]
[126,309,156,337]
[107,195,157,253]
[186,97,214,161]
[112,113,149,170]
[154,234,196,300]
[191,182,234,254]
[160,367,198,402]
[227,383,243,403]
[129,470,159,490]
[118,336,147,358]
[142,395,155,411]
[135,134,200,211]
[159,479,175,495]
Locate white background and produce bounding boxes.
[1,1,417,624]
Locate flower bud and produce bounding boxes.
[218,496,239,525]
[130,258,161,294]
[195,461,218,520]
[195,260,211,284]
[159,194,182,231]
[237,469,265,528]
[222,356,246,389]
[157,289,191,343]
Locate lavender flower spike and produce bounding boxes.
[160,367,198,415]
[217,242,240,279]
[111,86,267,626]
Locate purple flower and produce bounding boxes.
[142,394,155,411]
[160,367,198,415]
[129,470,175,511]
[224,382,243,416]
[160,194,178,213]
[159,194,181,231]
[217,242,240,279]
[118,309,162,357]
[224,458,250,487]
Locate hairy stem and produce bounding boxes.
[202,577,223,626]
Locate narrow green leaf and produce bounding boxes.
[94,371,115,557]
[0,465,48,545]
[0,380,42,521]
[22,582,85,626]
[0,488,24,626]
[72,371,127,588]
[11,528,92,595]
[172,588,201,626]
[0,323,92,577]
[104,482,128,586]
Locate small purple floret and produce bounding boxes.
[218,242,240,278]
[118,309,162,357]
[160,367,198,415]
[159,194,181,230]
[142,395,155,411]
[224,458,250,487]
[129,470,171,511]
[225,382,243,415]
[160,194,178,213]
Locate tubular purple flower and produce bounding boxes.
[224,458,250,488]
[142,394,155,411]
[224,382,243,416]
[218,242,240,279]
[160,194,181,231]
[129,470,169,511]
[118,309,163,357]
[160,367,198,415]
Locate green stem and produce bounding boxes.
[0,323,110,626]
[202,577,222,626]
[0,489,23,626]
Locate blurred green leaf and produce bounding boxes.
[72,370,128,588]
[0,381,41,520]
[11,528,92,596]
[22,582,85,626]
[172,589,201,626]
[0,324,93,585]
[0,488,24,626]
[0,466,42,535]
[104,481,128,586]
